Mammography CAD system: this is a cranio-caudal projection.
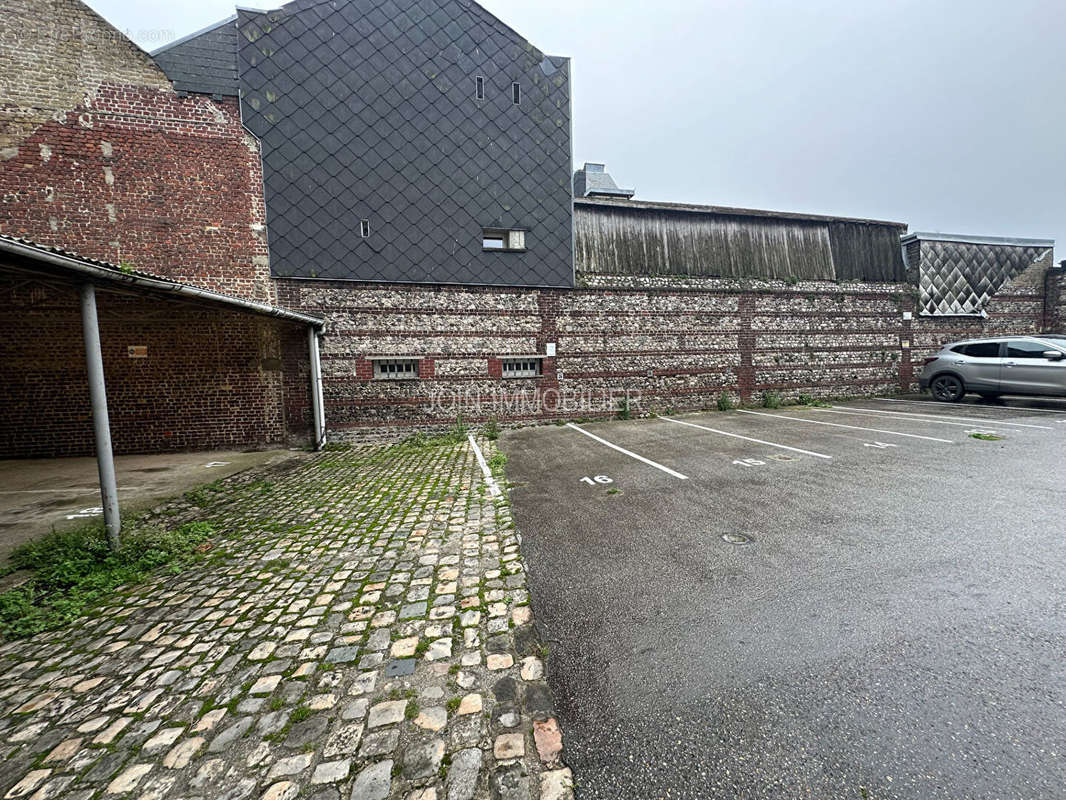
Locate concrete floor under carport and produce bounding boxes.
[0,236,326,561]
[0,448,305,565]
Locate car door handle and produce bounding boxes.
[953,360,965,365]
[1004,362,1016,367]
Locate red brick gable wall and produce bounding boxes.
[0,0,273,303]
[0,89,274,303]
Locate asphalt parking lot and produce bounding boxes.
[502,396,1066,799]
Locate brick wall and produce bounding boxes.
[0,276,309,458]
[266,273,1031,441]
[0,0,273,302]
[275,265,1057,441]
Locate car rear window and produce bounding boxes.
[955,342,1002,358]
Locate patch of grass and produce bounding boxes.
[969,432,1004,441]
[0,520,216,639]
[398,416,470,450]
[616,397,633,420]
[606,487,622,496]
[716,392,734,411]
[762,391,782,409]
[289,705,312,724]
[405,700,419,720]
[482,418,501,441]
[446,696,461,713]
[487,451,507,474]
[184,480,223,508]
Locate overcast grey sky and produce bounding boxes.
[90,0,1065,252]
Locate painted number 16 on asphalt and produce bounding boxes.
[579,475,613,485]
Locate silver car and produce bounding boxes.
[919,335,1066,402]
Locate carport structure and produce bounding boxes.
[0,235,325,546]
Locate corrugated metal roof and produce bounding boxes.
[0,235,324,327]
[577,197,907,229]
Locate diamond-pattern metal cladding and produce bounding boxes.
[238,0,573,287]
[919,241,1050,315]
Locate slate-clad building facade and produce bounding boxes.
[156,0,574,288]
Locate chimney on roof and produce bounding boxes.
[573,162,635,199]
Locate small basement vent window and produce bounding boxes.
[483,228,526,251]
[501,357,541,378]
[373,358,419,380]
[475,76,485,100]
[512,82,521,104]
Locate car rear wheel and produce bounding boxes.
[931,374,965,402]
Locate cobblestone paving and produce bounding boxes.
[0,439,572,800]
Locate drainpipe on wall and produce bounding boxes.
[308,327,326,450]
[79,283,121,551]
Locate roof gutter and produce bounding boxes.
[0,237,325,329]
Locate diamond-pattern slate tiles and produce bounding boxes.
[237,0,572,287]
[919,241,1050,315]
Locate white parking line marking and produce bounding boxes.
[467,435,502,498]
[876,397,1066,415]
[815,407,1005,430]
[831,405,1051,430]
[659,416,832,459]
[565,423,689,479]
[738,410,954,443]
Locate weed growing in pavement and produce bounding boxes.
[796,393,831,408]
[0,520,217,639]
[969,432,1004,441]
[184,480,223,507]
[762,391,783,409]
[482,418,501,441]
[487,451,507,475]
[616,397,633,420]
[717,392,734,411]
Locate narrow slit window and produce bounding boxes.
[512,82,521,104]
[360,219,370,237]
[475,76,484,100]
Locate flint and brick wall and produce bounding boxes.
[0,277,309,458]
[0,0,274,303]
[274,268,1051,441]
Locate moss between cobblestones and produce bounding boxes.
[0,436,571,800]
